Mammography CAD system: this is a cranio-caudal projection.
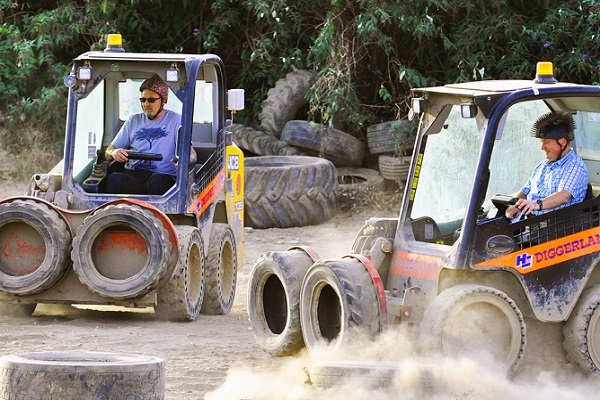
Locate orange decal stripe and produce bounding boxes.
[188,169,225,216]
[390,251,444,281]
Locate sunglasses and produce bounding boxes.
[139,97,161,104]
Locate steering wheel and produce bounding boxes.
[127,152,163,161]
[491,194,519,216]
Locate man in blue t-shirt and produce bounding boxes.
[506,111,588,219]
[105,74,191,195]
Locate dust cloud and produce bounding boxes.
[206,328,600,400]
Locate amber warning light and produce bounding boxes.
[105,34,125,53]
[534,61,557,84]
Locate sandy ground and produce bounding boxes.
[2,178,600,399]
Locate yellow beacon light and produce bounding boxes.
[534,61,557,84]
[105,34,125,53]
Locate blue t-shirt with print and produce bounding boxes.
[111,109,180,176]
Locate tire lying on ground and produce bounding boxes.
[300,258,382,354]
[248,249,315,356]
[0,199,71,296]
[230,123,305,156]
[336,167,385,198]
[419,284,526,375]
[258,69,318,138]
[0,351,164,399]
[245,156,338,229]
[281,120,366,167]
[71,204,172,300]
[201,223,237,315]
[156,225,205,321]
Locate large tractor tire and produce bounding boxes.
[419,284,526,374]
[247,249,315,356]
[258,69,318,138]
[563,283,600,374]
[281,120,366,167]
[0,351,164,399]
[0,199,71,296]
[300,258,381,354]
[245,156,338,229]
[71,204,172,300]
[156,226,205,321]
[230,123,305,156]
[201,223,237,315]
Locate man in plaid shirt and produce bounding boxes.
[505,111,588,220]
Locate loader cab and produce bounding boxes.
[390,63,600,313]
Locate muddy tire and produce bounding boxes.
[247,250,314,356]
[258,70,317,138]
[300,258,381,354]
[0,351,164,399]
[366,120,414,156]
[563,284,600,374]
[201,224,237,315]
[245,156,338,229]
[420,284,526,374]
[281,120,366,167]
[0,199,71,295]
[230,123,305,156]
[72,204,171,300]
[156,226,205,321]
[336,167,385,200]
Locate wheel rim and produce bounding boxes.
[587,308,600,367]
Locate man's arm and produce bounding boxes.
[105,144,130,163]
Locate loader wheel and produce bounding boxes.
[245,156,338,229]
[156,226,205,321]
[0,351,164,398]
[300,258,381,354]
[201,223,237,315]
[230,123,305,156]
[0,199,71,295]
[72,204,171,300]
[247,249,314,356]
[281,120,366,167]
[419,284,526,374]
[563,284,600,374]
[258,69,317,138]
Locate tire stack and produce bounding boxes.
[236,70,416,229]
[367,120,414,189]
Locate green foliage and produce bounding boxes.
[3,0,600,166]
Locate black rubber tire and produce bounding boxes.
[0,351,164,399]
[309,360,441,392]
[336,167,385,198]
[280,120,366,167]
[245,156,338,229]
[419,284,526,374]
[378,155,411,182]
[156,226,205,321]
[247,249,314,356]
[71,204,172,300]
[0,199,71,295]
[366,120,414,155]
[258,69,318,138]
[230,123,306,156]
[201,223,237,315]
[563,284,600,374]
[300,258,381,354]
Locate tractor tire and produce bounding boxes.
[156,226,205,321]
[245,156,338,229]
[563,283,600,374]
[72,204,171,300]
[378,155,411,183]
[0,199,71,296]
[230,123,305,156]
[366,120,414,156]
[247,249,315,356]
[309,360,441,392]
[300,258,381,354]
[419,284,526,374]
[0,351,164,399]
[258,69,318,138]
[201,223,237,315]
[280,120,366,167]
